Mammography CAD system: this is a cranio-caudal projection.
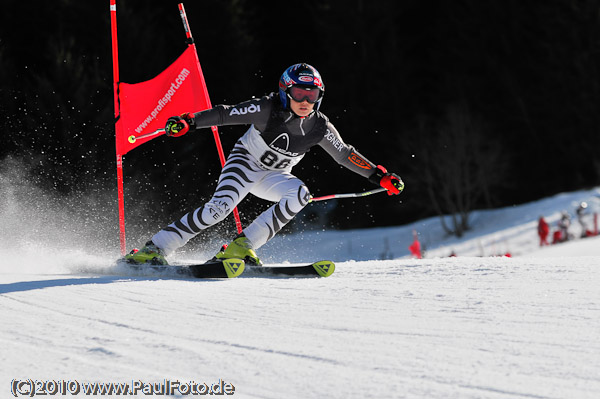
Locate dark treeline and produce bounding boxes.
[2,0,600,236]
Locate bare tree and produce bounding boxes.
[411,102,508,237]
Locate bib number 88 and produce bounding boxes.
[260,150,291,169]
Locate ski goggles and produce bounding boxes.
[288,85,322,104]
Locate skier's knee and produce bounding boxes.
[203,199,234,224]
[297,184,310,208]
[286,184,310,212]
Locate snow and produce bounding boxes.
[2,186,600,398]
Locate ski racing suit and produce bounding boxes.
[152,93,380,255]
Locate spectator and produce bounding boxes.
[552,229,562,244]
[558,211,571,242]
[576,202,589,238]
[537,216,550,246]
[408,230,422,259]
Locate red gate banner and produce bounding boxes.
[111,1,242,254]
[116,46,208,156]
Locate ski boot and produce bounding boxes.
[124,241,168,265]
[214,234,262,266]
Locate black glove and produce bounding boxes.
[165,112,195,137]
[368,165,404,195]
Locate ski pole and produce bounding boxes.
[128,128,165,144]
[310,187,387,202]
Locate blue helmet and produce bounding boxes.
[278,63,325,110]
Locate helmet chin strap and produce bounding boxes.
[289,104,315,118]
[291,109,315,118]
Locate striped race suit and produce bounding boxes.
[152,93,379,255]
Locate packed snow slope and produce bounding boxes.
[2,184,600,398]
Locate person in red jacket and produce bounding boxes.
[537,216,549,246]
[408,230,422,259]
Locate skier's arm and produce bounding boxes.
[165,96,272,136]
[318,122,378,177]
[319,122,404,195]
[192,96,272,129]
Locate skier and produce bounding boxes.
[124,63,404,266]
